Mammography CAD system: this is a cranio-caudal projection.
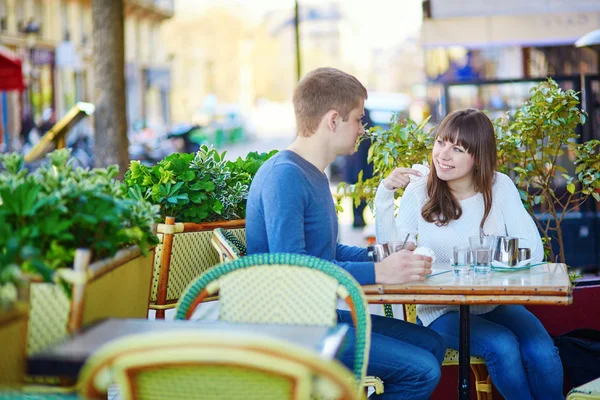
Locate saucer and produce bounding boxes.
[491,264,534,272]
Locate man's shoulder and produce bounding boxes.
[255,151,306,181]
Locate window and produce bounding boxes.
[33,0,44,36]
[61,0,69,41]
[0,0,7,32]
[15,0,24,32]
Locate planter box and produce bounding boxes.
[149,217,246,319]
[0,303,28,385]
[27,246,154,355]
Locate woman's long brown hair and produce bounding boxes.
[422,108,497,229]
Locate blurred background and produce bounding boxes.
[2,0,598,162]
[0,0,599,269]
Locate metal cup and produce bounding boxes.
[493,236,519,266]
[386,241,406,254]
[518,247,531,262]
[367,244,390,262]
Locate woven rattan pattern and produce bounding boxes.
[0,391,80,399]
[221,228,247,255]
[150,238,164,302]
[219,266,339,326]
[134,365,293,400]
[567,376,600,399]
[27,283,71,355]
[150,228,245,303]
[176,253,371,386]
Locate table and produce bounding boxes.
[27,318,349,379]
[363,262,572,400]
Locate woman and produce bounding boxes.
[375,108,564,400]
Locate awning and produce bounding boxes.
[0,46,24,91]
[421,11,600,49]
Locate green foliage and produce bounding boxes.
[0,149,160,301]
[493,79,597,263]
[339,79,599,265]
[337,116,434,208]
[124,145,277,223]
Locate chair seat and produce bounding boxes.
[443,348,486,366]
[567,376,600,400]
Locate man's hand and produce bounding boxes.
[382,168,422,191]
[374,250,432,284]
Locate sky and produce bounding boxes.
[174,0,423,48]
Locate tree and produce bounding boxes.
[91,0,129,177]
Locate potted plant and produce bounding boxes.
[0,248,29,386]
[124,145,277,318]
[339,79,600,269]
[0,149,159,363]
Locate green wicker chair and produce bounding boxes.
[403,304,492,400]
[175,253,380,396]
[567,377,600,400]
[150,217,246,319]
[211,227,246,263]
[77,330,361,400]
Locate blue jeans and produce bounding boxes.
[428,305,564,400]
[337,310,445,400]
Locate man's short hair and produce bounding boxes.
[293,67,368,137]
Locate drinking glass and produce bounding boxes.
[386,232,417,253]
[452,246,471,276]
[472,247,493,274]
[468,235,496,250]
[469,235,495,274]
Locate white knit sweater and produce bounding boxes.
[374,171,544,326]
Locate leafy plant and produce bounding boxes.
[124,145,277,223]
[338,79,600,265]
[337,117,434,207]
[0,149,160,302]
[494,79,599,263]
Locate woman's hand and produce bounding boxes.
[382,168,422,191]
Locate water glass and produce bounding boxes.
[468,235,496,249]
[473,247,493,274]
[387,232,417,253]
[452,246,471,276]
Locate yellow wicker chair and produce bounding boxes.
[567,377,600,400]
[403,304,492,400]
[175,253,382,397]
[149,217,245,319]
[207,237,385,396]
[77,330,362,400]
[211,227,246,263]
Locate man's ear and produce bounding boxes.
[325,110,339,132]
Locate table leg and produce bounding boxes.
[459,304,470,400]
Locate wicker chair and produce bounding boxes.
[211,227,246,263]
[175,253,383,396]
[403,304,492,400]
[567,377,600,400]
[149,217,245,319]
[77,330,361,400]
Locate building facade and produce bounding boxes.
[0,0,173,151]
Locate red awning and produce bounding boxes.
[0,46,24,91]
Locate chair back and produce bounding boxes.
[211,227,246,263]
[78,330,359,400]
[150,218,245,317]
[175,253,371,389]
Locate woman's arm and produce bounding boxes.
[375,178,422,245]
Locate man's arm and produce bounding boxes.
[259,166,376,284]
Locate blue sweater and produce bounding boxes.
[246,150,375,285]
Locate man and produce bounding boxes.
[246,68,445,399]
